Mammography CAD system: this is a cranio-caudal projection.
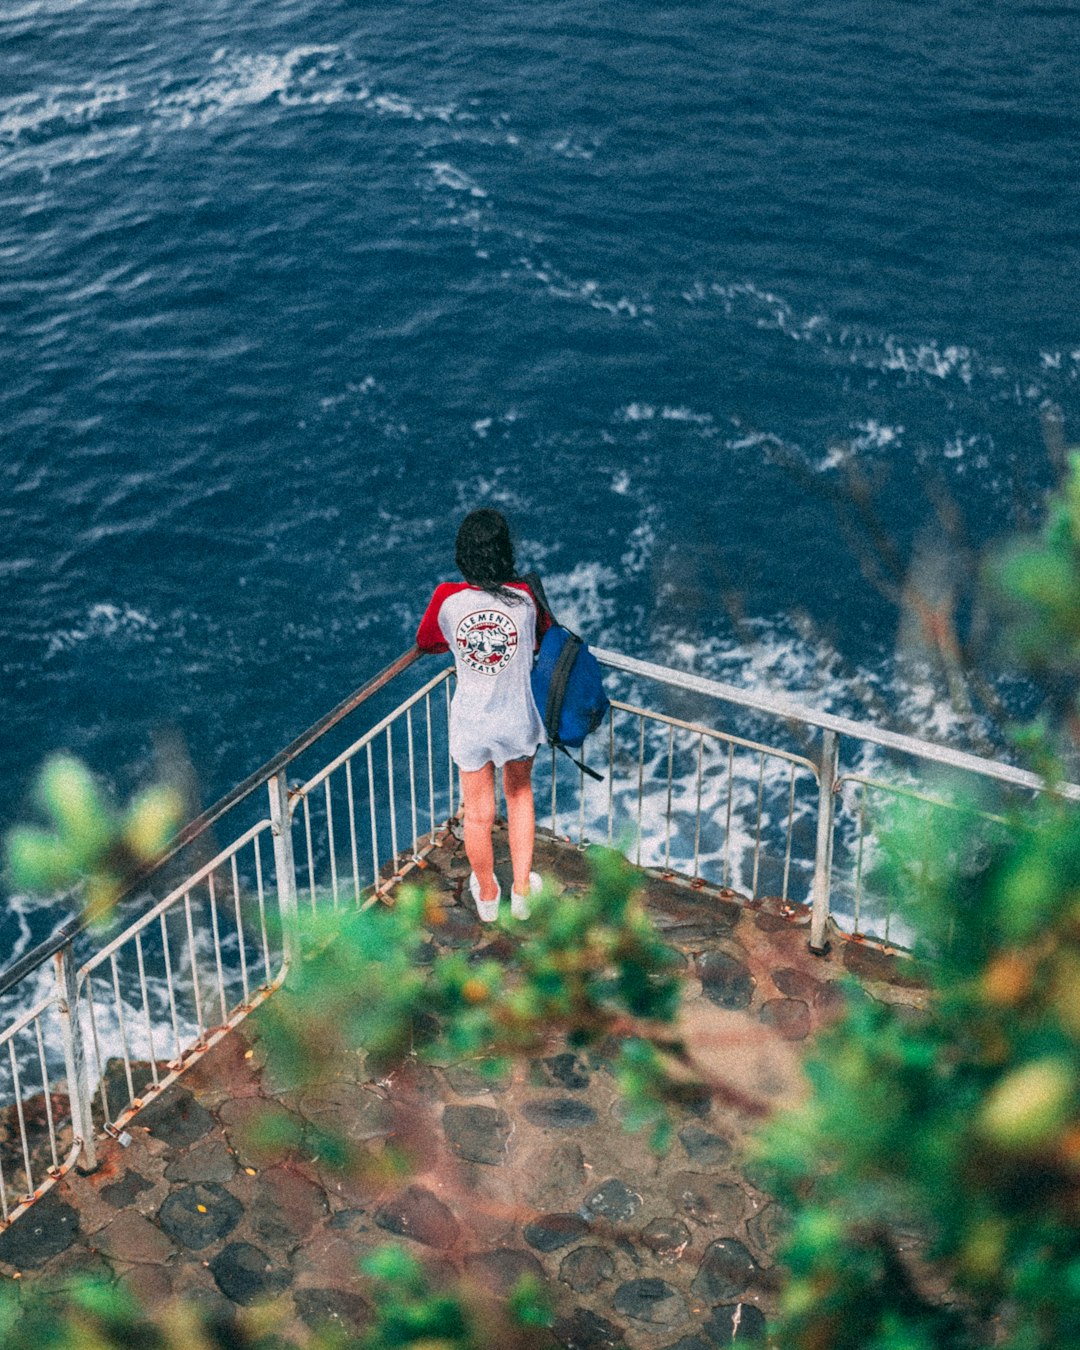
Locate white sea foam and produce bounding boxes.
[621,515,658,575]
[660,405,713,426]
[152,46,338,128]
[542,562,620,631]
[682,276,1077,404]
[0,82,131,145]
[516,256,654,321]
[428,162,487,198]
[45,603,157,659]
[850,419,903,451]
[550,135,599,160]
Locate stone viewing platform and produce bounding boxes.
[0,829,925,1346]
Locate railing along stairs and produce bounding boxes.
[0,645,1075,1231]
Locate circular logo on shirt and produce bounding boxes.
[455,610,519,676]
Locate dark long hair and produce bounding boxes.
[455,509,521,603]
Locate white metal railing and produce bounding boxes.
[0,648,445,1227]
[0,642,1075,1229]
[590,648,1080,950]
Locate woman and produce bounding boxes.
[416,509,550,921]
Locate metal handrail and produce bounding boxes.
[0,647,422,1000]
[0,637,1076,1229]
[593,647,1080,803]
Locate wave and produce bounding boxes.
[682,277,1079,401]
[0,81,131,145]
[0,44,490,176]
[45,602,158,659]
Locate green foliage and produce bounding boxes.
[255,845,690,1170]
[757,458,1080,1350]
[5,757,183,924]
[361,1245,471,1348]
[0,1254,551,1350]
[992,448,1080,691]
[360,1243,551,1349]
[0,1274,293,1350]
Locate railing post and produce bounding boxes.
[809,729,839,955]
[54,943,97,1172]
[268,769,301,976]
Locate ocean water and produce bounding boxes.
[2,0,1079,968]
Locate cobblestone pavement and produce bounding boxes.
[0,830,925,1346]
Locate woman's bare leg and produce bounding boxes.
[502,757,536,896]
[460,763,498,902]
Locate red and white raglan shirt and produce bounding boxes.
[416,581,552,771]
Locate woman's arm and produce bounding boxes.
[416,584,453,653]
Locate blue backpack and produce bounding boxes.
[523,573,610,782]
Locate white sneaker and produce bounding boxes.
[469,872,501,923]
[510,871,542,921]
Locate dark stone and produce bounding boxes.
[136,1088,215,1148]
[680,1085,713,1119]
[100,1170,153,1208]
[443,1061,510,1096]
[210,1242,291,1306]
[640,1217,692,1263]
[158,1182,243,1250]
[560,1245,614,1293]
[613,1278,688,1327]
[692,1240,760,1304]
[678,1125,732,1166]
[668,1174,745,1226]
[615,1235,640,1266]
[375,1185,460,1249]
[587,1037,622,1073]
[164,1141,237,1185]
[464,1248,545,1294]
[698,952,755,1010]
[553,1307,626,1350]
[443,1105,510,1164]
[535,842,591,883]
[582,1178,641,1223]
[409,1012,444,1049]
[94,1211,174,1264]
[772,967,818,999]
[435,906,481,948]
[37,1244,114,1292]
[747,1202,790,1260]
[248,1171,325,1242]
[329,1208,370,1232]
[759,998,811,1041]
[702,1302,768,1344]
[414,941,438,966]
[471,936,515,963]
[842,941,924,989]
[0,1191,79,1268]
[524,1098,597,1130]
[814,981,848,1018]
[294,1287,372,1332]
[524,1213,588,1253]
[544,1053,591,1090]
[660,1338,711,1350]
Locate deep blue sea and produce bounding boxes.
[2,0,1079,959]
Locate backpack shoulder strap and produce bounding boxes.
[543,631,582,742]
[520,571,557,629]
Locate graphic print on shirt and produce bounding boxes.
[455,610,519,676]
